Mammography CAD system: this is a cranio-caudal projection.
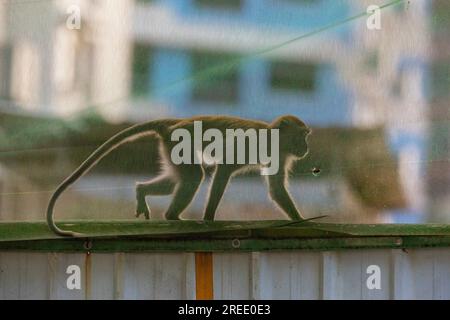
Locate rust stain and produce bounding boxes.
[84,251,92,300]
[195,252,214,300]
[113,253,124,300]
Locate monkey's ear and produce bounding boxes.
[280,118,291,127]
[272,116,291,129]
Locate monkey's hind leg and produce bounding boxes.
[203,167,232,221]
[164,165,204,220]
[136,176,175,219]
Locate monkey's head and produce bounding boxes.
[271,115,311,159]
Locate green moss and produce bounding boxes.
[1,221,450,253]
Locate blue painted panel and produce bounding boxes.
[151,48,192,111]
[237,59,352,125]
[163,0,351,35]
[149,46,352,126]
[142,0,356,124]
[387,210,426,223]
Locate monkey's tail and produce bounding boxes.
[47,120,169,237]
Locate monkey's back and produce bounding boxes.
[183,115,269,131]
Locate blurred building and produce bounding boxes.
[428,0,450,222]
[351,0,431,222]
[126,0,430,222]
[0,0,131,117]
[127,1,428,123]
[0,0,432,222]
[128,0,351,124]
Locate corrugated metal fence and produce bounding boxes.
[1,248,450,299]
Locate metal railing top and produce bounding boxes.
[1,220,450,252]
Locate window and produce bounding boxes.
[191,51,239,104]
[364,51,379,71]
[132,44,153,97]
[431,62,450,99]
[391,78,402,99]
[432,4,450,29]
[194,0,242,11]
[270,61,317,92]
[281,0,317,4]
[0,44,13,99]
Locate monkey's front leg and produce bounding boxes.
[136,196,151,219]
[267,174,305,220]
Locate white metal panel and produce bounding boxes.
[404,250,435,299]
[361,250,391,300]
[120,253,192,300]
[1,248,450,300]
[257,252,322,300]
[213,253,251,299]
[391,249,450,300]
[48,253,86,300]
[432,249,450,300]
[89,254,116,300]
[0,252,49,299]
[322,250,391,300]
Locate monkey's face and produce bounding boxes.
[279,125,310,159]
[292,127,310,159]
[272,115,311,159]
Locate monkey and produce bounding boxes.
[47,115,312,237]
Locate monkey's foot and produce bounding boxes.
[164,213,181,220]
[135,202,151,220]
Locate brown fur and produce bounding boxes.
[47,115,310,237]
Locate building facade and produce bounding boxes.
[428,0,450,222]
[127,0,430,222]
[0,0,432,222]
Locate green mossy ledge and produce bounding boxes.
[1,220,450,252]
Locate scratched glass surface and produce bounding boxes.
[0,0,448,225]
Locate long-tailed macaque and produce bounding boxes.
[47,115,311,237]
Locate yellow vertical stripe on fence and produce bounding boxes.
[195,252,214,300]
